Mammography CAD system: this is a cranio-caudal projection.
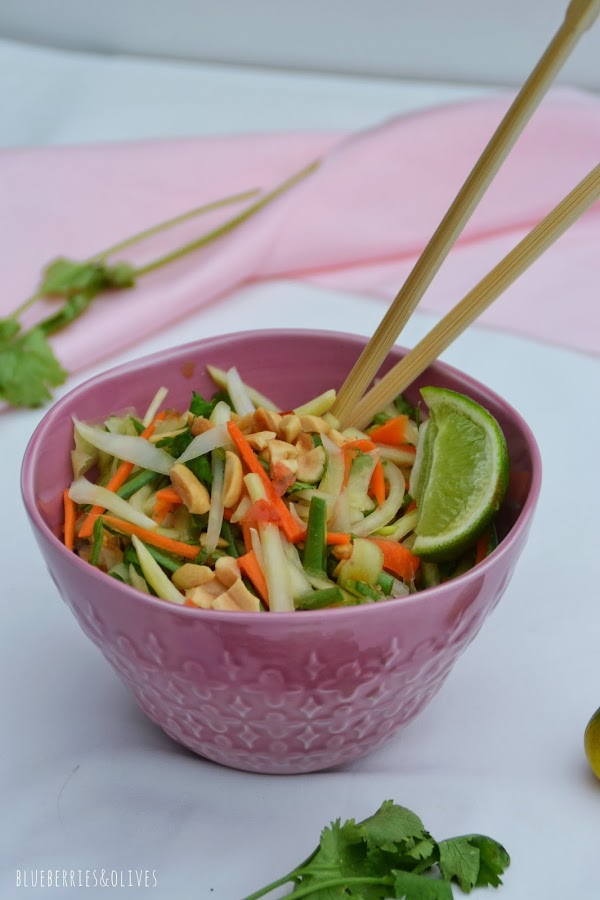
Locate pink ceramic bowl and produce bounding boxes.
[22,330,541,774]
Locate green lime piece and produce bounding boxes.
[411,387,509,562]
[584,706,600,780]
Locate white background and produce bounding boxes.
[1,13,600,900]
[0,0,599,90]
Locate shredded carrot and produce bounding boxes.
[369,459,386,505]
[475,532,489,565]
[152,500,177,525]
[405,500,417,514]
[367,537,420,582]
[241,523,253,553]
[155,486,182,505]
[326,532,351,545]
[226,421,304,543]
[63,489,76,551]
[102,515,199,559]
[152,486,183,524]
[239,551,269,606]
[78,410,171,538]
[367,415,410,446]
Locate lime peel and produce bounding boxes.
[584,706,600,781]
[411,387,509,562]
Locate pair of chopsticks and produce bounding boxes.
[333,0,600,430]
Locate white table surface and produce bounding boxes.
[1,38,599,900]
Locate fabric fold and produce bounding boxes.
[1,88,598,372]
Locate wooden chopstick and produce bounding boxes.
[332,0,600,428]
[348,163,600,430]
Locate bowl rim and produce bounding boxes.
[21,327,542,623]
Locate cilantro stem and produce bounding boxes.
[245,875,391,899]
[240,872,299,900]
[1,160,320,409]
[9,188,260,321]
[10,289,45,321]
[133,160,320,278]
[241,845,321,900]
[92,188,260,261]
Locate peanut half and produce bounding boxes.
[169,464,211,514]
[222,450,243,508]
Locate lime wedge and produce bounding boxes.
[411,387,509,562]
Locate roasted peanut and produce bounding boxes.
[295,432,314,454]
[199,533,228,549]
[299,415,331,435]
[190,416,214,437]
[234,413,256,433]
[170,464,211,514]
[296,446,326,483]
[268,439,298,462]
[278,414,302,443]
[212,593,243,612]
[245,431,277,451]
[172,563,214,591]
[253,407,282,433]
[215,556,241,588]
[227,578,261,612]
[222,450,243,508]
[185,585,217,608]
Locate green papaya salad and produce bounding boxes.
[63,366,509,612]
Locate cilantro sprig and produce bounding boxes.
[243,800,510,899]
[1,160,319,409]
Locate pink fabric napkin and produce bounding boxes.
[1,89,599,376]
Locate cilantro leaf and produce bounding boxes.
[399,837,437,866]
[0,257,136,409]
[189,391,214,418]
[227,804,510,899]
[38,291,95,337]
[0,326,67,407]
[438,838,481,893]
[437,835,510,892]
[349,800,427,854]
[156,426,213,486]
[189,389,231,419]
[392,870,453,899]
[462,836,510,889]
[186,453,213,487]
[39,257,135,296]
[295,819,390,899]
[372,411,392,426]
[394,393,421,426]
[0,318,20,341]
[290,803,434,900]
[298,818,367,879]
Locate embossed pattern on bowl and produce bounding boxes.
[22,330,541,774]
